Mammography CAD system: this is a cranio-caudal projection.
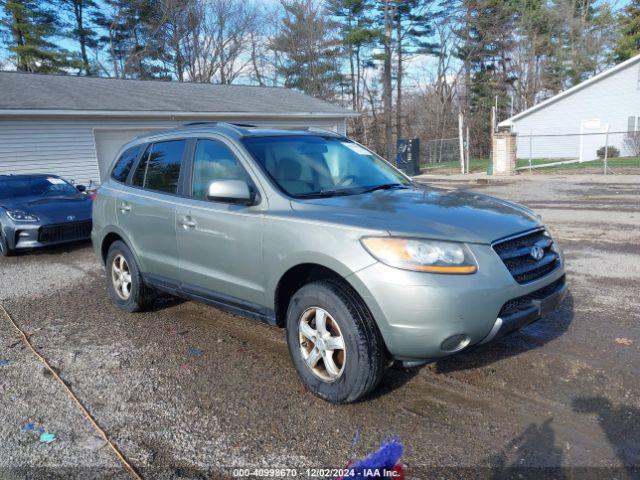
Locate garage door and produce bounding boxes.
[94,129,156,181]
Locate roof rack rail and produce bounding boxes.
[305,126,342,136]
[182,121,257,128]
[182,121,218,126]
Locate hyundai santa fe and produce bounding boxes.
[92,123,567,403]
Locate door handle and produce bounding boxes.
[180,217,197,229]
[119,203,131,213]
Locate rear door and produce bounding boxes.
[117,139,188,284]
[176,137,266,309]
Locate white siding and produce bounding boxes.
[0,117,345,185]
[511,61,640,159]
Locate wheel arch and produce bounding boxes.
[274,262,367,328]
[99,227,142,271]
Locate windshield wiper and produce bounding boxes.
[294,189,357,198]
[360,183,409,194]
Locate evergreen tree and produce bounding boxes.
[456,0,516,149]
[0,0,77,72]
[271,0,343,100]
[614,0,640,61]
[56,0,103,75]
[98,0,166,79]
[394,0,437,139]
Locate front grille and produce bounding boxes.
[499,275,566,317]
[493,229,560,284]
[38,221,92,243]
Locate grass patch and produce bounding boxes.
[421,156,640,173]
[516,156,640,171]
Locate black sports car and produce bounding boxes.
[0,174,93,256]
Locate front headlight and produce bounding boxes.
[6,210,39,222]
[361,237,477,274]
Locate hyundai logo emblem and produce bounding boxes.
[67,215,76,221]
[530,245,545,261]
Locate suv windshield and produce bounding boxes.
[0,177,78,200]
[241,135,411,197]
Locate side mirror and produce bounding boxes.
[207,180,255,205]
[76,184,87,193]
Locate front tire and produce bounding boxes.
[0,229,13,257]
[285,279,386,404]
[105,240,155,312]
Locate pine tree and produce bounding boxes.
[456,0,516,150]
[56,0,103,75]
[98,0,166,79]
[271,0,343,100]
[0,0,77,72]
[614,0,640,61]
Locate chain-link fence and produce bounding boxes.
[425,138,460,164]
[422,137,491,173]
[515,131,640,174]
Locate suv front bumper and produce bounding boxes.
[347,243,567,362]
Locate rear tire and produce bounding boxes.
[285,279,386,404]
[105,240,155,312]
[0,229,13,257]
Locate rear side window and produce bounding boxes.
[111,145,142,183]
[132,140,186,194]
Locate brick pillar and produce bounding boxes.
[492,132,517,176]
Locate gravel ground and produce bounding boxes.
[0,174,638,479]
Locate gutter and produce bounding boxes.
[0,109,360,119]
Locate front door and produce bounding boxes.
[579,119,608,162]
[118,139,187,283]
[177,138,266,311]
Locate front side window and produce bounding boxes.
[241,135,410,197]
[111,145,142,183]
[132,140,186,194]
[192,139,249,199]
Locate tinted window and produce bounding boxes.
[111,145,142,183]
[132,140,186,194]
[192,140,249,199]
[0,177,78,200]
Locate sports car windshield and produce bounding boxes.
[0,177,78,200]
[241,135,411,197]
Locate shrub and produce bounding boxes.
[596,145,620,159]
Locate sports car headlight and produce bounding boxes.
[6,210,39,222]
[361,237,477,274]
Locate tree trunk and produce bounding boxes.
[383,0,394,161]
[396,9,402,141]
[74,1,90,74]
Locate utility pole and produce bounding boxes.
[458,112,465,174]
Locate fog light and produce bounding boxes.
[440,334,471,353]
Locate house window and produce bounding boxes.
[629,116,637,132]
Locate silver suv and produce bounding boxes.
[92,123,566,403]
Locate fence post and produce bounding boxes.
[604,126,610,175]
[458,112,465,174]
[465,126,470,174]
[529,132,533,173]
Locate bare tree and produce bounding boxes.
[624,131,640,158]
[180,0,260,84]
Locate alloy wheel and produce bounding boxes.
[111,254,132,300]
[298,307,346,382]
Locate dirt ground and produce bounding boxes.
[0,174,638,479]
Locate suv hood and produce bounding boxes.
[290,186,541,244]
[1,195,92,224]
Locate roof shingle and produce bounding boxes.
[0,72,354,116]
